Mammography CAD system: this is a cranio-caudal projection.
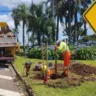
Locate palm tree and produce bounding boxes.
[80,0,92,36]
[12,4,28,52]
[27,3,53,46]
[55,0,67,40]
[12,28,19,41]
[18,4,28,52]
[12,8,20,41]
[55,0,77,44]
[27,3,37,47]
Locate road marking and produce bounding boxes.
[0,75,13,80]
[0,68,9,70]
[0,88,24,96]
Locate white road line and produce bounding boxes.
[0,75,13,80]
[0,88,24,96]
[0,68,9,70]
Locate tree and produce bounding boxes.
[80,0,92,36]
[12,4,28,52]
[18,4,28,52]
[27,3,54,46]
[12,8,20,42]
[12,28,19,41]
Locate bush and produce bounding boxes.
[69,44,75,51]
[28,48,42,59]
[27,48,62,60]
[16,49,25,56]
[74,46,96,60]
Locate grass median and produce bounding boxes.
[14,56,96,96]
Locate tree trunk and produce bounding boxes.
[74,8,78,45]
[23,21,25,52]
[37,30,41,47]
[84,21,87,36]
[52,0,55,42]
[32,31,35,48]
[56,16,59,40]
[28,32,29,47]
[68,3,71,44]
[56,0,59,41]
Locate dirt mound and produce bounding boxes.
[70,62,96,76]
[56,62,96,76]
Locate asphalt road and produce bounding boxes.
[0,63,24,96]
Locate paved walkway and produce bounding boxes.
[0,64,24,96]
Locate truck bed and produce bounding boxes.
[0,36,17,47]
[0,57,15,61]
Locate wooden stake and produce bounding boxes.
[41,43,45,83]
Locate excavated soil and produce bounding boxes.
[57,62,96,76]
[70,62,96,76]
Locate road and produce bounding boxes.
[0,63,24,96]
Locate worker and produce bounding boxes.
[54,40,71,77]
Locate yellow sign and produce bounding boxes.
[83,1,96,34]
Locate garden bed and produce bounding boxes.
[29,61,96,88]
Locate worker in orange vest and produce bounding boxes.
[54,40,71,77]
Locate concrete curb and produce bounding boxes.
[11,63,35,96]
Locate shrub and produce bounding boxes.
[28,48,42,59]
[16,49,25,56]
[74,46,96,60]
[27,48,62,60]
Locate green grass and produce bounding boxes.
[75,60,96,66]
[14,56,96,96]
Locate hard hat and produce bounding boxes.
[56,40,61,45]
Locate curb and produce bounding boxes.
[11,63,35,96]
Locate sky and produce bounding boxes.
[0,0,94,45]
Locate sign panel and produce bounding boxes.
[83,1,96,34]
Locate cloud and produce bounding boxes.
[0,0,46,9]
[0,13,14,28]
[0,0,31,9]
